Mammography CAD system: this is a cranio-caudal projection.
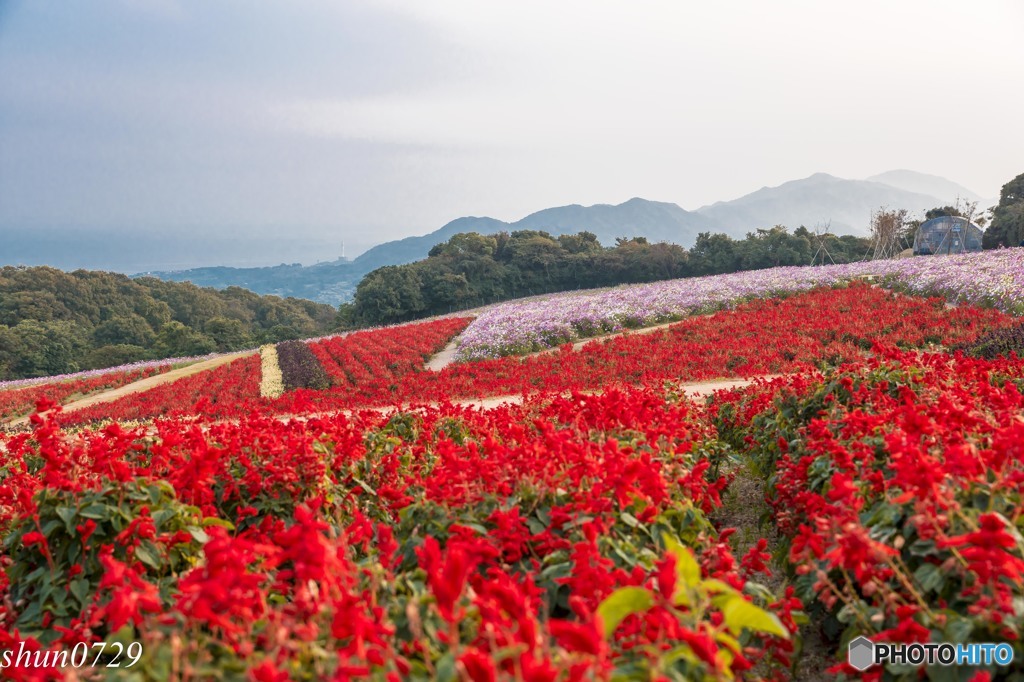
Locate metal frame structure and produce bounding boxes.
[912,216,983,256]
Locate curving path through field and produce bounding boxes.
[424,314,714,372]
[269,375,780,423]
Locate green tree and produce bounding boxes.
[690,233,738,275]
[152,321,216,358]
[203,317,252,351]
[558,231,602,255]
[262,324,301,343]
[92,314,156,347]
[925,205,960,220]
[82,344,148,370]
[351,266,426,323]
[983,172,1024,248]
[0,320,84,379]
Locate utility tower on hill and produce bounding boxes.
[810,221,836,266]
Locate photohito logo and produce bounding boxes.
[848,636,1015,671]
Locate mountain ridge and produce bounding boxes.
[693,172,949,234]
[131,169,985,304]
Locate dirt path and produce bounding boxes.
[447,376,770,409]
[424,314,713,371]
[274,375,776,422]
[714,451,834,681]
[424,339,461,371]
[4,351,256,428]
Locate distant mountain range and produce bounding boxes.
[696,172,961,236]
[137,169,993,304]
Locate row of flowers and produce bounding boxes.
[454,248,1024,361]
[708,346,1024,680]
[0,355,218,393]
[307,317,470,390]
[258,345,284,399]
[1,386,794,680]
[53,355,262,426]
[276,340,330,392]
[0,365,170,424]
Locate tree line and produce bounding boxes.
[0,267,338,380]
[342,227,874,325]
[982,172,1024,249]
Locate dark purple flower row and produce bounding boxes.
[951,320,1024,359]
[275,340,330,392]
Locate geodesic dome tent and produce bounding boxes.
[912,216,983,256]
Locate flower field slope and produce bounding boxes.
[0,353,233,393]
[385,283,1011,407]
[50,318,471,427]
[457,248,1024,360]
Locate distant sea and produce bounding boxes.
[1,227,373,274]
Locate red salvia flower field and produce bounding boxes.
[1,282,1024,680]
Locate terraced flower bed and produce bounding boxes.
[307,317,470,390]
[49,285,1014,427]
[382,283,1012,407]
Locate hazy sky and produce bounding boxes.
[1,0,1022,260]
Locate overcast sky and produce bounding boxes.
[1,0,1022,260]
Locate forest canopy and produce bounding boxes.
[0,267,337,380]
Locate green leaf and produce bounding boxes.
[40,518,63,538]
[134,542,161,570]
[596,586,654,638]
[526,517,547,535]
[941,612,974,643]
[703,578,742,596]
[434,651,457,682]
[913,563,944,593]
[151,508,177,528]
[78,503,109,520]
[352,477,377,496]
[70,578,90,606]
[620,512,640,528]
[663,534,701,585]
[56,506,77,531]
[722,596,789,639]
[202,517,236,530]
[188,527,210,544]
[662,533,702,606]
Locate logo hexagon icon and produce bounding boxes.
[848,636,875,671]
